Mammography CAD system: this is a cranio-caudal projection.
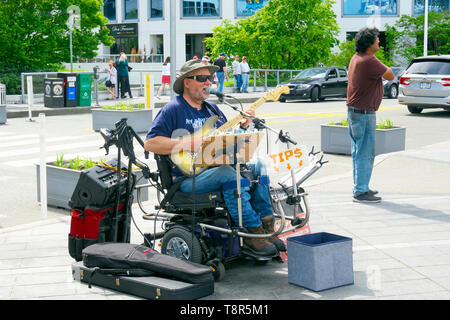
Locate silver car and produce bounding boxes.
[398,55,450,114]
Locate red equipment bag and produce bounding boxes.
[68,203,129,261]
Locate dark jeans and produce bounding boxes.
[119,75,132,98]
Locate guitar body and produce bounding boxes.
[169,86,289,177]
[170,115,218,177]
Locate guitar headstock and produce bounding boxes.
[263,85,290,102]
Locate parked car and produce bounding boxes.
[278,67,348,102]
[398,55,450,114]
[383,67,405,99]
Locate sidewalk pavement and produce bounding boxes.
[1,93,450,300]
[1,140,450,300]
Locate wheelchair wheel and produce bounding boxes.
[161,227,203,264]
[206,259,226,282]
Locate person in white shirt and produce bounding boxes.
[157,56,171,98]
[232,55,243,93]
[240,56,250,93]
[105,59,117,100]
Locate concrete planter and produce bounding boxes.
[320,124,406,156]
[36,162,148,210]
[91,108,153,133]
[0,105,6,124]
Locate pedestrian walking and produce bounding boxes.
[213,52,229,93]
[232,55,243,93]
[347,27,394,203]
[240,56,250,93]
[117,53,133,99]
[104,59,117,100]
[156,56,171,99]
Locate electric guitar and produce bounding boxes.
[170,86,290,177]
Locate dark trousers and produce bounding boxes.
[119,75,132,98]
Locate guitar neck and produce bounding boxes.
[216,96,267,133]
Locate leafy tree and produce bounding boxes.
[205,0,339,69]
[326,39,393,68]
[0,0,114,93]
[385,11,449,63]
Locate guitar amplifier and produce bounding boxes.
[69,159,132,209]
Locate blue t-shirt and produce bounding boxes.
[146,95,228,177]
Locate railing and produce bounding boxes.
[77,54,164,64]
[19,68,303,104]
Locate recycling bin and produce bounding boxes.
[44,78,65,108]
[57,72,77,107]
[76,73,92,106]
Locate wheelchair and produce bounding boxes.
[137,151,326,281]
[100,118,326,281]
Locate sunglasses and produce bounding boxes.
[186,75,214,83]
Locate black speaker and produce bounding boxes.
[69,159,131,209]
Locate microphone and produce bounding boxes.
[206,87,226,99]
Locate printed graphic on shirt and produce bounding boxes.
[186,117,209,131]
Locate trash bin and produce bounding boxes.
[0,84,6,124]
[0,83,6,105]
[76,73,92,106]
[44,78,65,108]
[57,72,77,107]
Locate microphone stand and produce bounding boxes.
[219,96,306,247]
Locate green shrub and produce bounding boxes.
[329,119,395,128]
[54,153,106,170]
[0,62,60,95]
[101,102,145,111]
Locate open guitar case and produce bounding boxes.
[70,119,214,300]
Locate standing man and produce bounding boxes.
[213,52,229,93]
[347,27,394,203]
[144,59,283,257]
[232,55,243,93]
[240,56,250,93]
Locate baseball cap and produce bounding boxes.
[219,52,226,57]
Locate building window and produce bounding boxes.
[236,0,269,17]
[124,0,138,20]
[182,0,220,17]
[413,0,449,15]
[150,0,163,18]
[103,0,116,21]
[343,0,398,15]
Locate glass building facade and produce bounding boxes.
[236,0,269,17]
[343,0,398,16]
[413,0,449,15]
[103,0,116,20]
[150,0,163,18]
[182,0,220,17]
[124,0,138,20]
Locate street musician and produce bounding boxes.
[144,59,285,256]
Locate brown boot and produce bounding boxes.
[261,215,287,252]
[244,224,278,257]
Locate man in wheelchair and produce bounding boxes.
[144,59,285,258]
